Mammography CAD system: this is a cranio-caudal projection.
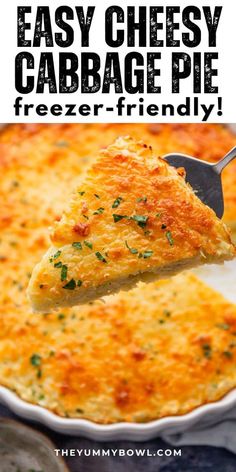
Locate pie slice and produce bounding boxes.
[27,137,235,311]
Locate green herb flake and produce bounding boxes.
[223,350,233,359]
[202,344,212,359]
[125,240,138,255]
[137,196,147,203]
[161,224,167,229]
[156,213,162,218]
[58,313,65,320]
[30,354,41,367]
[84,240,93,249]
[63,279,76,290]
[55,140,69,148]
[163,309,171,317]
[76,408,84,414]
[78,191,85,196]
[132,215,148,228]
[95,252,107,263]
[166,231,174,246]
[37,368,42,379]
[49,250,61,263]
[77,280,83,287]
[142,250,153,259]
[113,214,128,223]
[94,194,100,199]
[54,261,62,268]
[82,214,89,220]
[61,265,68,281]
[216,323,230,331]
[93,207,105,215]
[112,197,123,208]
[72,242,82,250]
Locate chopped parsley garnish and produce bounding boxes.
[142,250,153,259]
[83,214,89,220]
[63,279,76,290]
[77,280,83,287]
[94,194,100,199]
[125,240,138,255]
[30,354,41,367]
[78,191,85,196]
[223,350,233,359]
[112,197,123,208]
[30,355,43,380]
[113,214,128,223]
[137,196,147,203]
[132,215,148,228]
[58,313,65,320]
[61,265,68,281]
[166,231,174,246]
[93,207,105,215]
[54,261,62,268]
[156,213,162,218]
[95,251,107,263]
[216,323,230,331]
[113,213,149,229]
[161,224,167,229]
[84,240,93,249]
[49,250,61,263]
[202,344,212,359]
[72,242,82,250]
[37,369,42,379]
[76,408,84,414]
[163,309,171,317]
[55,140,68,147]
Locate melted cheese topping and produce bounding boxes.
[0,123,236,423]
[2,273,236,423]
[28,136,235,311]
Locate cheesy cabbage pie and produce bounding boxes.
[28,136,235,311]
[2,273,236,423]
[1,123,236,424]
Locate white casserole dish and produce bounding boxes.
[0,382,236,440]
[0,260,236,440]
[0,123,235,440]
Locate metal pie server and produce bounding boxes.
[164,146,236,218]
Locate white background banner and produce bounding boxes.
[0,0,235,123]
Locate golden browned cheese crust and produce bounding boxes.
[0,123,236,423]
[2,273,236,423]
[28,136,235,311]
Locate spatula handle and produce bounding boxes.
[214,146,236,174]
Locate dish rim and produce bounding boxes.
[1,385,236,440]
